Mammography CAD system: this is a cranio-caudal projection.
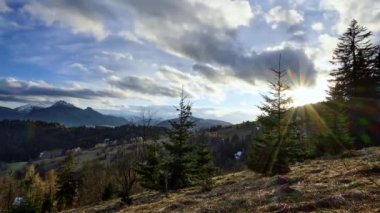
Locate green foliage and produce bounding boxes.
[56,155,77,210]
[247,55,298,176]
[137,90,215,192]
[193,141,215,191]
[136,143,167,192]
[328,19,380,147]
[8,198,41,213]
[163,90,197,189]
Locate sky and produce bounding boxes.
[0,0,380,124]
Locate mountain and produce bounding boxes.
[156,116,232,130]
[15,104,44,113]
[0,106,21,120]
[0,101,129,127]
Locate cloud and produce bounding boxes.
[311,22,324,31]
[0,0,10,12]
[69,63,89,73]
[108,75,180,97]
[102,51,133,61]
[98,65,114,74]
[192,64,229,83]
[0,77,126,100]
[125,0,316,85]
[23,0,108,40]
[117,31,144,44]
[321,0,380,34]
[235,47,316,85]
[158,65,191,83]
[265,6,304,29]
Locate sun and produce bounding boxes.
[289,87,325,107]
[286,70,329,107]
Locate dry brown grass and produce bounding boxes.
[66,147,380,213]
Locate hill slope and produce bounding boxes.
[157,116,232,130]
[66,147,380,212]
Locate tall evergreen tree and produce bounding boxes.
[329,19,375,100]
[373,46,380,99]
[247,55,296,176]
[163,89,196,189]
[329,20,378,147]
[56,155,77,210]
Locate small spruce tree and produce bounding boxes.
[193,141,215,191]
[163,89,196,189]
[247,55,296,176]
[56,155,77,210]
[136,143,166,192]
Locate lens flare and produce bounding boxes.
[287,68,296,82]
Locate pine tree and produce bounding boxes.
[329,20,379,147]
[374,46,380,99]
[56,155,77,210]
[136,143,166,192]
[193,141,215,191]
[163,89,196,189]
[330,19,375,100]
[247,55,296,176]
[137,96,215,192]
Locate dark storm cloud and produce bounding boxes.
[192,64,228,83]
[0,78,125,99]
[125,0,317,85]
[108,76,180,97]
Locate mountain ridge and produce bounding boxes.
[0,101,128,127]
[157,116,232,130]
[0,102,232,129]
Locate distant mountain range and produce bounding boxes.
[0,101,232,129]
[0,101,128,127]
[157,117,232,130]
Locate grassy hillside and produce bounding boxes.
[65,147,380,212]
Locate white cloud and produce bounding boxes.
[265,6,304,29]
[289,0,305,8]
[312,22,324,31]
[314,33,338,71]
[69,63,89,73]
[319,34,337,55]
[102,51,133,61]
[117,31,143,44]
[187,0,254,29]
[98,65,114,74]
[321,0,380,34]
[23,2,108,40]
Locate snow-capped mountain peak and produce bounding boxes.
[15,104,42,113]
[52,100,75,108]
